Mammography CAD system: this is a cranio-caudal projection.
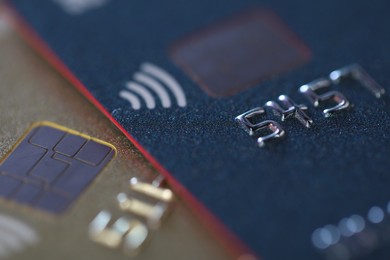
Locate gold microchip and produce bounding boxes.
[0,122,116,214]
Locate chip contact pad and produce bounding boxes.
[0,122,116,214]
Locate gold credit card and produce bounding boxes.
[0,8,229,260]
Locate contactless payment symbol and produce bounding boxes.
[0,122,116,214]
[0,214,39,258]
[119,62,187,110]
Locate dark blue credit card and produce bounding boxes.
[7,0,390,259]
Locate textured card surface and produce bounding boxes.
[7,0,390,259]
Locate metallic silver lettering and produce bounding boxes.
[329,64,385,98]
[299,78,350,117]
[235,107,285,147]
[265,95,313,128]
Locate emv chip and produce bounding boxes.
[170,9,311,97]
[0,122,116,214]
